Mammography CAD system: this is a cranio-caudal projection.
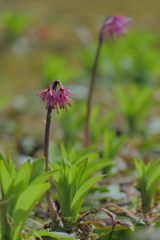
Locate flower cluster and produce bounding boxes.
[101,15,132,39]
[37,79,73,113]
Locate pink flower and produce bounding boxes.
[101,15,132,39]
[36,85,55,101]
[37,80,74,113]
[57,84,73,111]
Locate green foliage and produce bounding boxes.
[1,12,160,239]
[0,155,53,240]
[50,142,110,185]
[115,84,154,134]
[57,102,125,151]
[33,230,76,239]
[0,11,29,39]
[102,129,127,160]
[80,31,160,85]
[43,55,78,85]
[89,106,116,143]
[134,158,160,214]
[57,102,84,145]
[50,158,105,227]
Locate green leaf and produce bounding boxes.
[134,158,160,214]
[8,155,16,179]
[71,174,105,221]
[0,159,14,238]
[30,170,56,185]
[76,158,88,186]
[54,177,71,218]
[13,160,31,193]
[35,230,76,239]
[0,160,13,195]
[103,130,115,157]
[0,152,6,161]
[30,157,45,183]
[61,158,71,179]
[60,142,68,158]
[134,158,144,178]
[11,183,50,240]
[147,167,160,190]
[79,160,109,186]
[68,165,78,200]
[68,165,78,185]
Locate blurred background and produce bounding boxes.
[0,0,160,161]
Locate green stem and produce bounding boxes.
[85,34,103,146]
[44,106,57,228]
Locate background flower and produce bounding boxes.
[101,15,132,39]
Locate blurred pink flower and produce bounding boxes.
[37,80,74,113]
[101,15,132,39]
[37,85,55,101]
[56,84,73,111]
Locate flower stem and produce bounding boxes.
[85,34,103,146]
[44,106,57,228]
[44,106,52,172]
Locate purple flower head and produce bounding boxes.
[101,15,132,39]
[36,85,54,101]
[37,79,74,113]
